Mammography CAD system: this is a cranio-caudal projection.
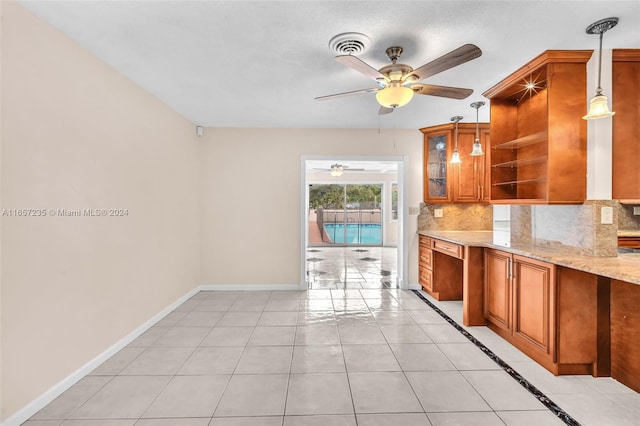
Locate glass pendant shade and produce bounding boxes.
[376,83,414,108]
[583,94,615,120]
[450,149,461,164]
[470,139,484,156]
[330,164,343,177]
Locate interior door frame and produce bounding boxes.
[300,155,408,290]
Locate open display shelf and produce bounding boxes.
[483,50,592,204]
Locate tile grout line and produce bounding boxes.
[411,289,581,426]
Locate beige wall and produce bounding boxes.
[199,128,423,286]
[1,2,201,421]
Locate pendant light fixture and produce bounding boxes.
[470,101,485,156]
[450,116,463,164]
[582,17,618,120]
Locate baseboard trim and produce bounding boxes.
[1,286,200,426]
[408,283,422,290]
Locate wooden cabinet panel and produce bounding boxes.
[612,50,640,202]
[432,239,463,259]
[418,235,433,293]
[484,249,511,332]
[611,279,640,392]
[419,235,463,301]
[421,122,489,203]
[512,256,555,354]
[483,50,591,204]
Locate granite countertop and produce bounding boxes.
[418,230,640,286]
[618,230,640,237]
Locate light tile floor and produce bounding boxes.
[25,247,640,426]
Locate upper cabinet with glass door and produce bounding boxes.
[421,122,490,203]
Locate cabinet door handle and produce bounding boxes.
[507,258,512,279]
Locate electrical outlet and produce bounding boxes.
[601,206,613,224]
[634,206,640,215]
[434,208,444,218]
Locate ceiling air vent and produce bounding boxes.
[329,32,371,56]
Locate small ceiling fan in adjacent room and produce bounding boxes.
[311,164,365,177]
[315,33,482,115]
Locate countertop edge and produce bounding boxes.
[418,230,640,286]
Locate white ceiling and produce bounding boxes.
[18,1,640,129]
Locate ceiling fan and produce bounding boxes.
[311,164,365,176]
[315,44,482,114]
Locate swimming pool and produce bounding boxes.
[323,223,382,245]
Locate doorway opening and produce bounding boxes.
[301,157,407,290]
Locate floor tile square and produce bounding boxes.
[342,344,400,372]
[70,376,170,419]
[178,346,244,375]
[291,345,345,373]
[356,413,430,426]
[389,343,455,372]
[437,342,502,370]
[61,420,135,425]
[210,417,283,426]
[142,375,230,418]
[338,325,386,344]
[461,370,547,411]
[427,411,505,425]
[405,371,491,412]
[215,374,289,417]
[380,324,432,343]
[348,372,423,414]
[258,311,299,326]
[32,376,112,420]
[264,299,302,311]
[285,373,353,415]
[418,324,469,343]
[297,311,336,325]
[283,414,356,425]
[152,326,211,346]
[119,346,194,375]
[217,312,262,327]
[248,326,296,346]
[89,347,145,376]
[135,419,210,426]
[201,326,254,346]
[177,311,224,327]
[295,325,340,345]
[195,299,236,311]
[235,345,293,374]
[496,410,566,425]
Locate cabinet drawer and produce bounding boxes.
[432,238,464,259]
[419,236,432,249]
[419,248,433,269]
[419,266,432,290]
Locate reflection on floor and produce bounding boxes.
[306,246,398,289]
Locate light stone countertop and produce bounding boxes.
[418,230,640,286]
[618,230,640,237]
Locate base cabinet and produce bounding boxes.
[484,249,556,369]
[419,235,463,300]
[611,279,640,392]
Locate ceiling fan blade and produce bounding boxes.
[335,55,386,81]
[412,84,473,99]
[378,106,394,115]
[407,44,482,82]
[315,87,379,101]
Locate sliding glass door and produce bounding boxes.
[309,183,382,246]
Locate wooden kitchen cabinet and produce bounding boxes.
[611,279,640,392]
[483,50,591,204]
[419,235,463,300]
[612,49,640,202]
[484,248,556,367]
[421,122,490,203]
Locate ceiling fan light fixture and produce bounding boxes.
[330,164,343,177]
[376,83,414,108]
[583,17,618,120]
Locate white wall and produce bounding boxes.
[1,2,201,421]
[200,128,423,286]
